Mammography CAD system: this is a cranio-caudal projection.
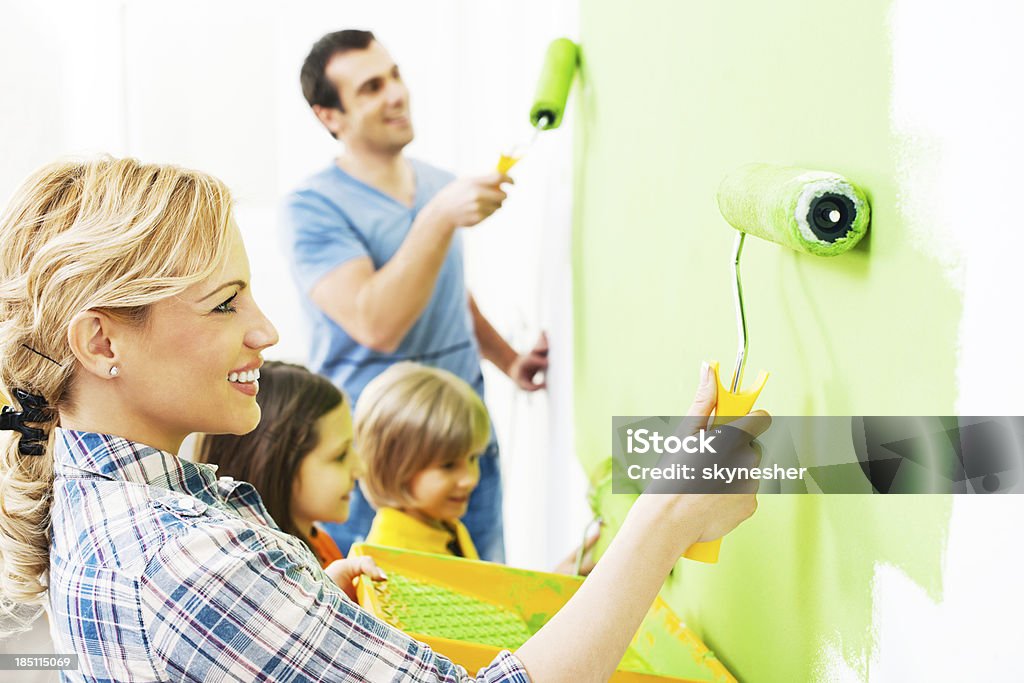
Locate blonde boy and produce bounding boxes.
[356,362,491,558]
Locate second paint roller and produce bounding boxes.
[717,163,871,258]
[683,163,871,564]
[497,38,579,173]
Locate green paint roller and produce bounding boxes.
[717,163,870,257]
[497,38,580,173]
[683,163,871,564]
[530,37,579,131]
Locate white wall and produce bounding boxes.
[833,2,1024,678]
[890,0,1024,417]
[0,0,589,572]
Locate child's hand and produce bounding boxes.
[324,557,388,601]
[552,524,602,576]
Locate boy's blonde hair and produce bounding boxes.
[0,157,233,635]
[355,362,490,509]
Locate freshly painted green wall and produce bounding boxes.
[574,1,958,680]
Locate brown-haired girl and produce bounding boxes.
[197,361,356,563]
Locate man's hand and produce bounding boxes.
[430,172,512,230]
[508,331,549,391]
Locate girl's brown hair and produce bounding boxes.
[196,361,344,542]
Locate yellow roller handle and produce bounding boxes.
[496,154,521,174]
[683,361,769,563]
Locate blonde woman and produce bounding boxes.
[0,157,766,682]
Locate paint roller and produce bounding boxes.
[497,38,579,173]
[683,163,871,564]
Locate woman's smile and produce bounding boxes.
[228,366,262,396]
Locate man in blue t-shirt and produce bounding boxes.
[282,30,548,562]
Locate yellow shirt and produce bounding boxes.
[366,508,479,560]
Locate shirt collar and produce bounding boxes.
[376,507,457,547]
[54,428,222,505]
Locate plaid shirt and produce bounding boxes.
[48,429,530,682]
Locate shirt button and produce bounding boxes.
[178,498,195,510]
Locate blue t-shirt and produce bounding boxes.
[282,158,486,406]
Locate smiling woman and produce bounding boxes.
[0,157,241,618]
[57,220,278,452]
[0,156,765,683]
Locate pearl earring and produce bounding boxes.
[109,366,119,377]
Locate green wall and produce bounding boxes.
[574,1,958,680]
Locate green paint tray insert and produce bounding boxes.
[351,543,735,682]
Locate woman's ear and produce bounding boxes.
[67,310,121,380]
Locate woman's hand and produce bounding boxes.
[514,363,769,683]
[631,362,770,555]
[324,556,388,601]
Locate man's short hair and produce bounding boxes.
[300,29,376,112]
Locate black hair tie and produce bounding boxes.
[0,389,51,456]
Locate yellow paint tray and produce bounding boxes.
[350,543,735,682]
